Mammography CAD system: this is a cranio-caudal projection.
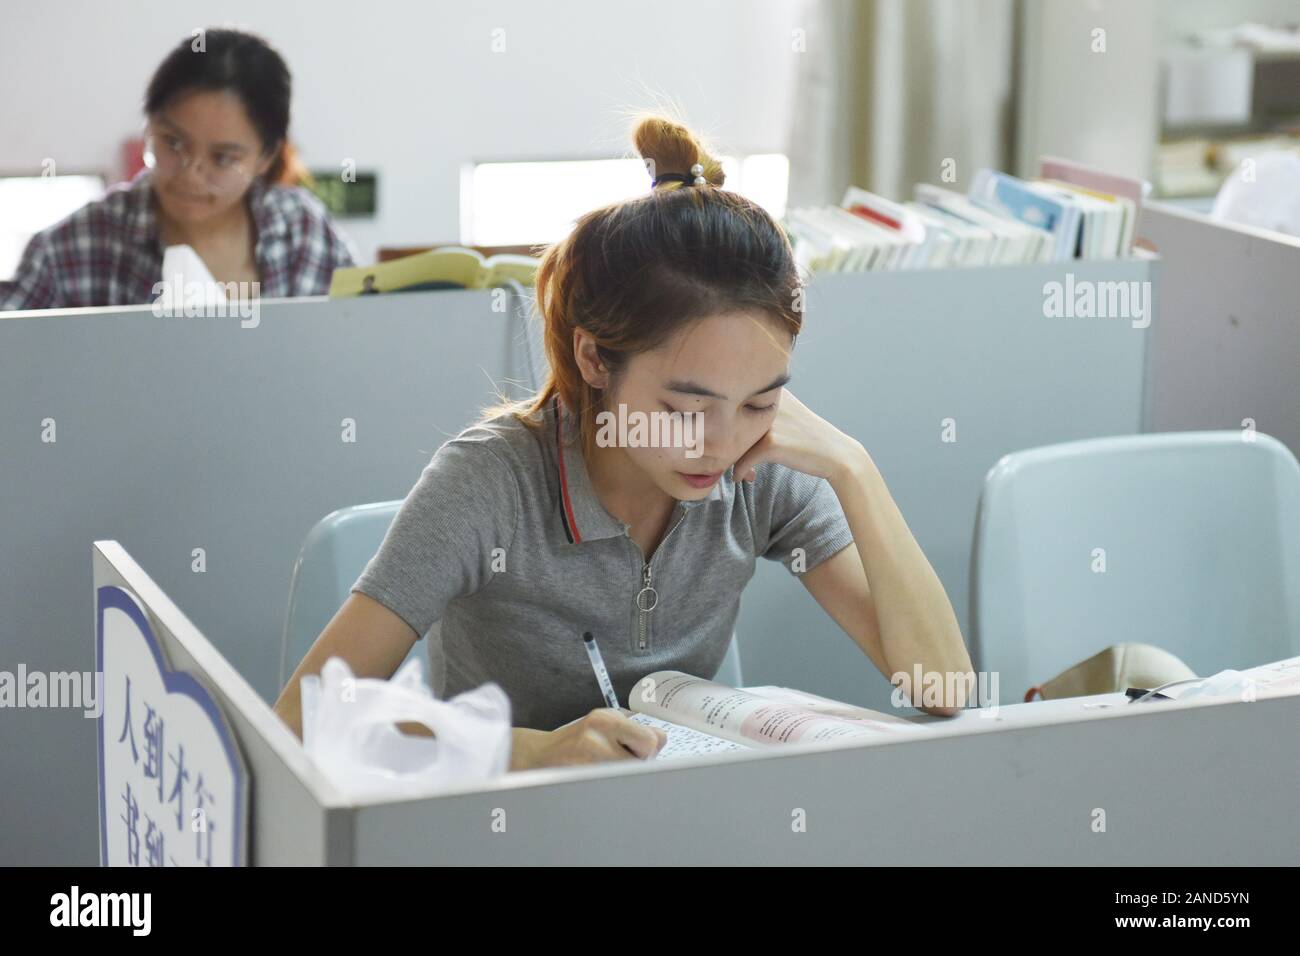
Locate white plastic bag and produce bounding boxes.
[154,244,226,312]
[1166,669,1252,702]
[300,655,511,800]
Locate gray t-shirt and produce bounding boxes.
[351,397,855,730]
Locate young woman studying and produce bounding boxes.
[274,115,973,770]
[0,29,354,311]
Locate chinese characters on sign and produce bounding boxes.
[97,585,247,866]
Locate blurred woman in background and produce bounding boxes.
[0,28,354,311]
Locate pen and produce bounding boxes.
[1126,677,1205,703]
[1125,686,1171,702]
[582,631,621,709]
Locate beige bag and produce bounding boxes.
[1025,643,1197,702]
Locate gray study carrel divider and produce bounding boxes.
[1138,201,1300,463]
[3,259,1155,863]
[3,289,535,864]
[93,537,1300,865]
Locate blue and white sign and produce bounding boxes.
[96,585,248,866]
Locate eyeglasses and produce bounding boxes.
[142,132,257,193]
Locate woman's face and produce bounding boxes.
[600,311,793,501]
[146,89,272,228]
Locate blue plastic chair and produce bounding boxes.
[280,500,410,690]
[971,431,1300,704]
[281,501,743,693]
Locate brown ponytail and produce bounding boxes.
[267,141,310,188]
[636,115,726,191]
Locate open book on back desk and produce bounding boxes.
[627,671,928,760]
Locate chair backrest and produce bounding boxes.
[716,632,743,688]
[971,431,1300,703]
[280,501,404,689]
[281,500,744,695]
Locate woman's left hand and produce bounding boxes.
[732,388,867,484]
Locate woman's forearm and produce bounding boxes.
[272,686,305,740]
[830,443,974,711]
[510,727,548,770]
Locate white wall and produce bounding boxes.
[1015,0,1161,181]
[1,0,803,261]
[1015,0,1300,182]
[1154,0,1300,47]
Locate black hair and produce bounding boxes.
[144,29,292,180]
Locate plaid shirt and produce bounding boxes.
[0,168,356,310]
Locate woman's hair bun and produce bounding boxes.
[632,114,725,189]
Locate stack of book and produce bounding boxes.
[785,158,1148,272]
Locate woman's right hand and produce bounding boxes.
[510,709,666,770]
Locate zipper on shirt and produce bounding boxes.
[635,563,656,653]
[632,503,690,654]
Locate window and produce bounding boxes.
[460,154,789,247]
[0,175,106,280]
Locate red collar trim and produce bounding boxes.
[553,397,581,543]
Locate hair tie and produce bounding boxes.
[652,163,708,189]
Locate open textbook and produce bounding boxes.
[626,671,928,760]
[620,656,1300,761]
